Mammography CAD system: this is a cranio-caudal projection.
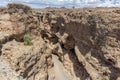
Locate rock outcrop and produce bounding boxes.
[0,3,120,80]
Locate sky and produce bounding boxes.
[0,0,120,8]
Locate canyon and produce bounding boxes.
[0,3,120,80]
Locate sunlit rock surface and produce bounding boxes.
[0,3,120,80]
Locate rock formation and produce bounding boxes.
[0,3,120,80]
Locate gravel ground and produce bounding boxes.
[0,57,24,80]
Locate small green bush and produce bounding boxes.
[23,34,33,46]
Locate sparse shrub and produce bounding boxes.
[23,34,32,46]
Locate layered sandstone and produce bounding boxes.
[0,3,120,80]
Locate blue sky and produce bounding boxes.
[0,0,120,8]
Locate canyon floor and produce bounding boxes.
[0,3,120,80]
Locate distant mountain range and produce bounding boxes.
[0,0,120,8]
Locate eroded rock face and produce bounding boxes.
[0,3,120,80]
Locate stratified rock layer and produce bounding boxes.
[0,3,120,80]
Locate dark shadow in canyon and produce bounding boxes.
[49,15,120,80]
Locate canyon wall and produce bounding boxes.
[0,3,120,80]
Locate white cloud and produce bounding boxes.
[0,0,120,8]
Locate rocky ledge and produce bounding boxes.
[0,3,120,80]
